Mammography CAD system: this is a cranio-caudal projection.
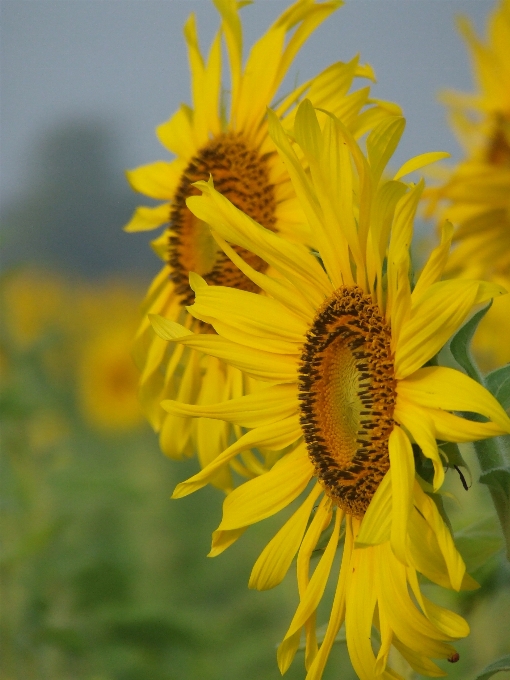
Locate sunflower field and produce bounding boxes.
[1,1,510,680]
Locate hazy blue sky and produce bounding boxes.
[0,0,495,276]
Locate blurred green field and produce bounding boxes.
[1,269,509,680]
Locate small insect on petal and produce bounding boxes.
[447,653,460,663]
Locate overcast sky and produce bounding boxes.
[0,0,495,276]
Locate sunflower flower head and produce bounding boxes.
[151,99,510,679]
[76,282,144,432]
[424,0,510,368]
[125,0,402,489]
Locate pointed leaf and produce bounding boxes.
[473,655,510,680]
[486,364,510,411]
[478,465,510,560]
[454,515,503,573]
[449,302,491,383]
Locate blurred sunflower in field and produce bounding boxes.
[1,268,68,348]
[76,283,143,432]
[0,267,74,383]
[125,0,401,489]
[151,101,510,679]
[425,0,510,369]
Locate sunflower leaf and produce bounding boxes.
[449,302,491,383]
[485,364,510,411]
[472,655,510,680]
[478,465,510,561]
[454,515,503,574]
[438,441,471,478]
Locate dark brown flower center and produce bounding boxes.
[298,286,396,517]
[487,114,510,166]
[168,133,276,305]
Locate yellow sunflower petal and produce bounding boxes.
[249,483,322,591]
[413,482,466,591]
[212,233,317,322]
[355,470,392,547]
[280,495,334,675]
[305,518,352,680]
[374,605,393,677]
[217,444,314,531]
[296,496,333,592]
[345,544,378,679]
[407,507,478,592]
[125,160,185,200]
[162,383,298,429]
[294,101,360,287]
[421,595,470,639]
[388,179,424,272]
[283,509,341,641]
[212,0,242,116]
[399,366,510,433]
[392,638,446,678]
[393,151,450,181]
[428,407,504,442]
[236,24,286,135]
[389,255,412,352]
[274,0,342,96]
[123,203,170,232]
[150,314,298,382]
[276,57,357,120]
[367,115,406,184]
[395,402,445,491]
[236,0,341,136]
[378,545,457,658]
[171,415,301,499]
[150,231,168,260]
[180,11,225,144]
[186,179,332,306]
[412,220,454,299]
[156,105,197,158]
[188,279,308,353]
[389,427,414,565]
[158,349,201,458]
[208,527,247,557]
[195,357,232,490]
[277,630,302,677]
[396,280,502,379]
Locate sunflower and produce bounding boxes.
[1,267,68,349]
[150,100,510,679]
[124,0,401,490]
[76,282,144,432]
[424,0,510,367]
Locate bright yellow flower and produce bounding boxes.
[425,0,510,367]
[151,101,510,679]
[472,274,510,370]
[125,0,401,489]
[1,268,68,348]
[75,283,144,432]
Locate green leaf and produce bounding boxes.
[449,302,491,383]
[449,303,510,559]
[478,466,510,560]
[454,515,503,573]
[473,655,510,680]
[486,364,510,411]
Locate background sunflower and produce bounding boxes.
[424,0,510,371]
